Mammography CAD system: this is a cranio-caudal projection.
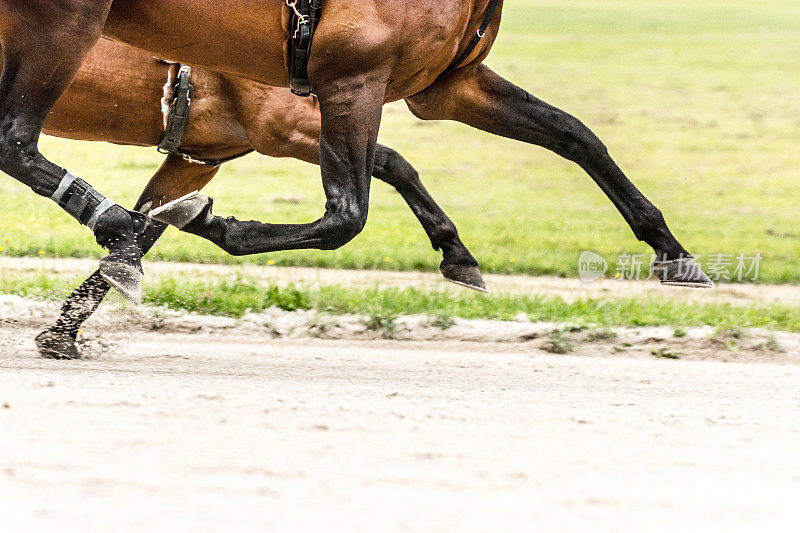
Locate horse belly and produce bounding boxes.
[105,0,289,87]
[43,40,165,146]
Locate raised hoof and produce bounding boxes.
[652,257,713,289]
[35,330,80,360]
[149,191,209,229]
[99,258,143,304]
[440,264,490,293]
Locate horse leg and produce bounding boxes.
[234,89,484,290]
[405,65,712,287]
[151,79,384,256]
[0,1,150,302]
[372,145,486,292]
[36,154,220,359]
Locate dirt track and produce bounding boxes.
[2,261,799,531]
[2,323,800,531]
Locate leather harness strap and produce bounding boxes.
[287,0,323,97]
[438,0,502,81]
[158,64,194,155]
[157,63,253,167]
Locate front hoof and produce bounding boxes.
[129,208,150,236]
[35,330,81,360]
[652,257,713,289]
[100,258,143,304]
[440,263,490,293]
[149,191,210,229]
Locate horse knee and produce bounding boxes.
[429,220,459,250]
[631,206,669,241]
[0,126,36,172]
[539,107,610,162]
[320,211,367,250]
[373,147,420,189]
[0,128,54,193]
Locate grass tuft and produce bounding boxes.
[652,347,681,360]
[362,307,400,339]
[542,329,575,354]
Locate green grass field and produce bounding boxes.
[1,0,799,283]
[4,271,800,333]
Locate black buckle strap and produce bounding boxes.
[156,63,252,167]
[438,0,502,81]
[288,0,322,97]
[158,64,194,154]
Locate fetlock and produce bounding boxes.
[93,205,137,248]
[181,196,216,233]
[439,240,479,268]
[95,206,145,304]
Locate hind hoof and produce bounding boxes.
[441,264,490,293]
[35,330,81,360]
[652,257,713,289]
[100,259,143,304]
[150,191,209,229]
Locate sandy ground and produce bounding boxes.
[1,327,799,532]
[2,261,799,531]
[1,292,799,531]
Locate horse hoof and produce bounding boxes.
[129,208,150,235]
[149,191,209,229]
[440,264,490,293]
[99,258,143,304]
[35,330,81,360]
[652,257,713,289]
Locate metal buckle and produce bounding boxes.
[286,0,309,39]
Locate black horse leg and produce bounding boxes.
[0,1,148,302]
[152,78,385,256]
[405,64,712,287]
[371,145,486,291]
[36,154,220,359]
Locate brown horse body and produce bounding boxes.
[100,0,494,101]
[0,0,712,358]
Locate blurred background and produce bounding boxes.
[1,0,798,284]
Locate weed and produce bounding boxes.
[261,320,282,338]
[652,347,681,359]
[753,333,784,353]
[151,309,165,331]
[542,329,574,354]
[362,308,399,339]
[307,315,333,339]
[713,327,749,351]
[587,327,617,341]
[428,312,456,330]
